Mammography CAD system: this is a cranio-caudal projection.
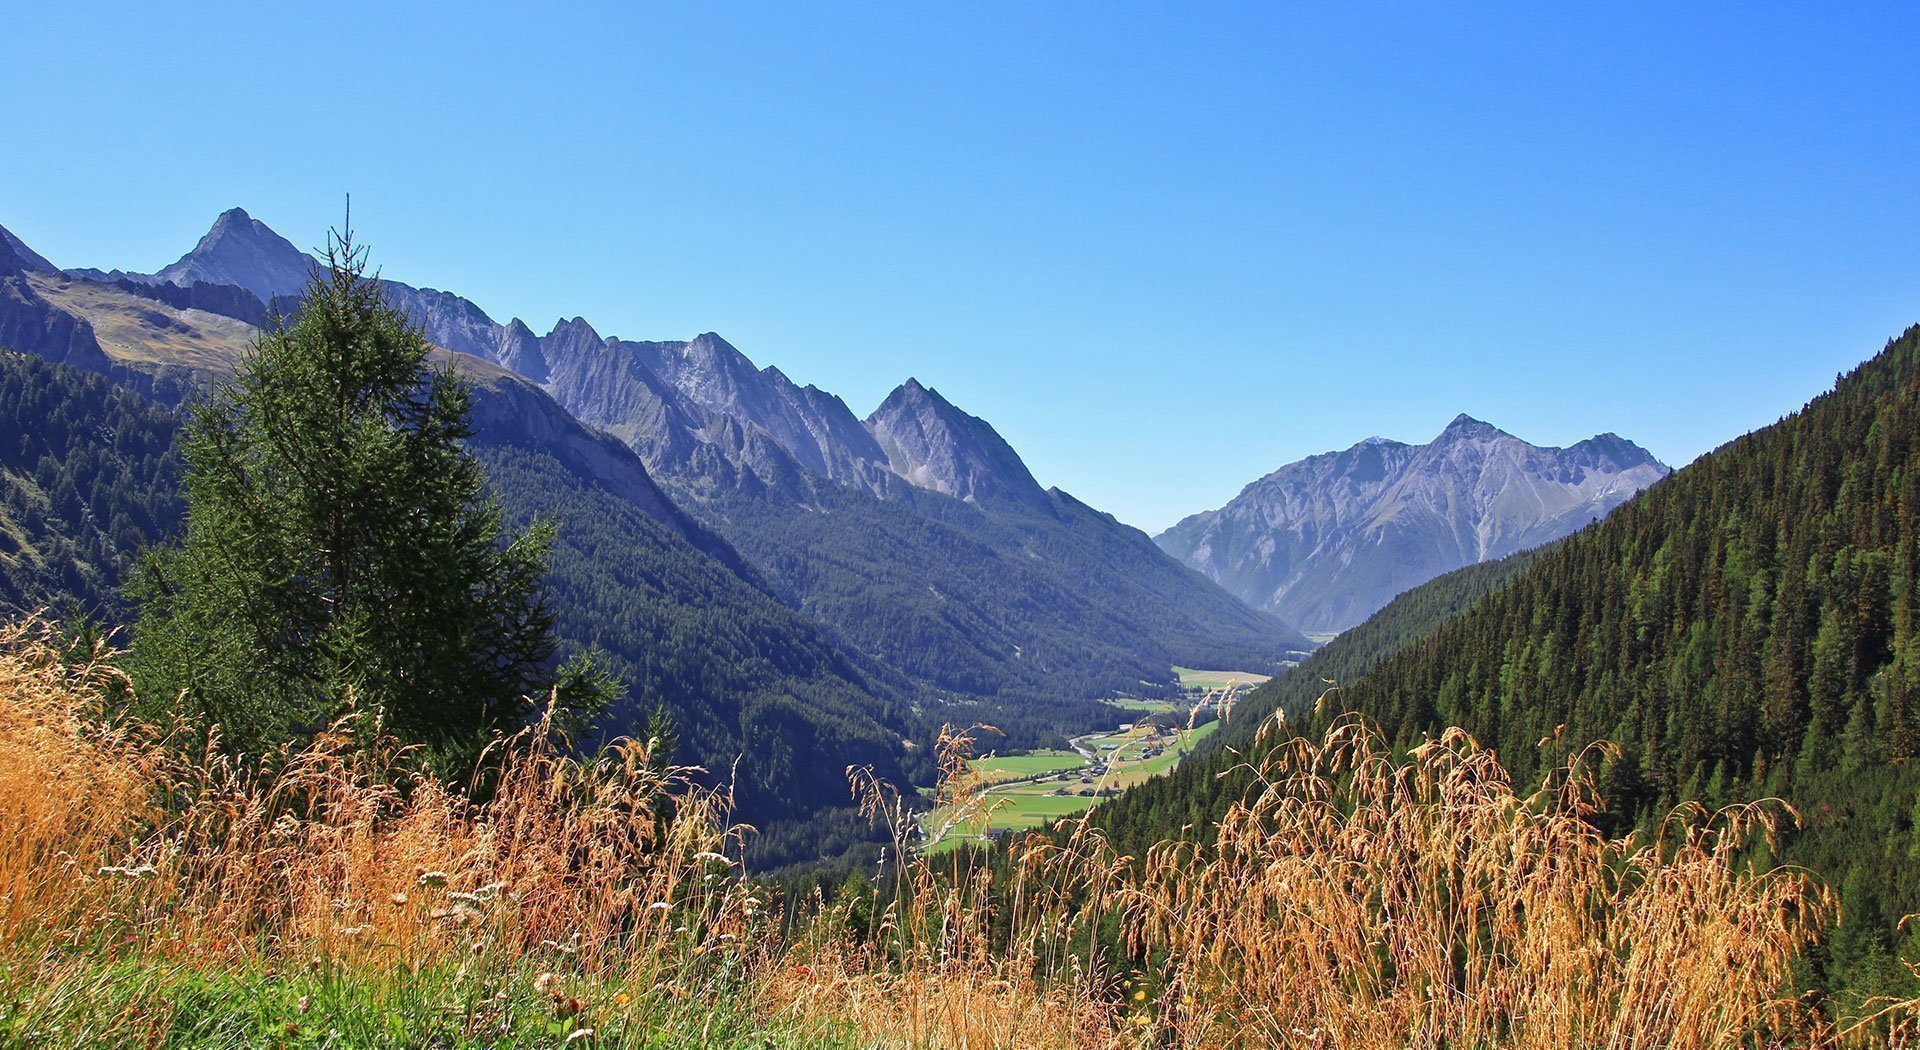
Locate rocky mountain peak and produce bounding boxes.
[1438,413,1510,440]
[866,379,1050,512]
[1566,431,1662,470]
[1158,416,1671,634]
[154,208,317,303]
[545,316,603,347]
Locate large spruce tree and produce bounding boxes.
[130,226,603,773]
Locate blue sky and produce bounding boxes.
[6,3,1918,531]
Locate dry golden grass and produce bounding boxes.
[1,617,1916,1047]
[775,715,1919,1049]
[0,618,775,1042]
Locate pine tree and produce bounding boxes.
[128,224,611,774]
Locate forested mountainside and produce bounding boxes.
[93,209,1307,716]
[1112,324,1920,994]
[1091,543,1552,858]
[417,321,1312,707]
[0,351,182,619]
[0,240,917,864]
[1158,415,1668,634]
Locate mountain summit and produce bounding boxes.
[153,208,317,303]
[1157,418,1670,634]
[866,379,1052,512]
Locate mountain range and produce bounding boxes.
[0,222,915,865]
[93,210,1311,702]
[1156,416,1669,634]
[0,209,1315,863]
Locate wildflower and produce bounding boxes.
[612,992,630,1007]
[390,892,408,905]
[296,996,309,1014]
[534,972,559,994]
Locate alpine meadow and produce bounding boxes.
[4,5,1920,1047]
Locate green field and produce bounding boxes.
[922,720,1221,852]
[1104,697,1179,713]
[1173,665,1273,691]
[970,749,1083,783]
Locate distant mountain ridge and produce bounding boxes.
[1157,414,1669,634]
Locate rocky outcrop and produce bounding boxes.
[865,379,1052,513]
[107,278,271,328]
[1157,415,1670,634]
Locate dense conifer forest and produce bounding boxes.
[1096,325,1920,998]
[0,351,181,618]
[1091,543,1553,857]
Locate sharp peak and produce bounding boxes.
[179,207,308,264]
[1437,413,1511,439]
[681,331,753,362]
[201,206,277,239]
[897,376,941,400]
[547,316,602,340]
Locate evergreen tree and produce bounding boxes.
[128,225,609,774]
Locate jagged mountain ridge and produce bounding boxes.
[0,230,917,858]
[1157,414,1670,634]
[93,209,1309,706]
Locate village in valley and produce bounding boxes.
[919,668,1269,852]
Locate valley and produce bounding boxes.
[8,8,1920,1044]
[918,681,1246,853]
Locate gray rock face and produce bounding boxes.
[152,208,318,303]
[454,354,699,544]
[865,379,1052,513]
[619,332,901,495]
[1157,414,1671,634]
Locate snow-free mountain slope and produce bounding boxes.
[42,208,1310,717]
[0,222,916,861]
[150,207,319,303]
[0,225,59,275]
[1158,414,1669,634]
[865,378,1053,513]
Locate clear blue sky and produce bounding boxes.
[6,4,1918,531]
